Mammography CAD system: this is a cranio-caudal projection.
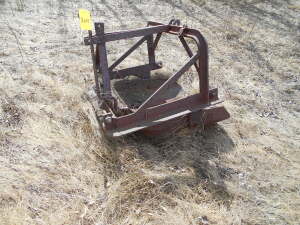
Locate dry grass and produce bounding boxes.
[0,0,299,224]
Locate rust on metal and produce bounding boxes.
[84,20,230,137]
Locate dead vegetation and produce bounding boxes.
[0,0,299,224]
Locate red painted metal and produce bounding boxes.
[84,20,230,137]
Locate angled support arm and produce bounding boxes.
[136,52,200,112]
[109,36,147,71]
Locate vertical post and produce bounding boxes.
[153,32,162,51]
[199,50,209,104]
[146,34,155,78]
[95,44,100,71]
[88,30,101,101]
[95,22,112,97]
[147,34,155,64]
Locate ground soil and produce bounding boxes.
[0,0,299,225]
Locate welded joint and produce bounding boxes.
[178,25,188,37]
[169,19,181,26]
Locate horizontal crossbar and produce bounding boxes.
[84,25,169,45]
[106,94,223,137]
[110,63,162,79]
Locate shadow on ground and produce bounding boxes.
[112,73,182,108]
[102,124,235,204]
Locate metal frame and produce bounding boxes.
[85,20,229,137]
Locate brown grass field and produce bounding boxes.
[0,0,299,224]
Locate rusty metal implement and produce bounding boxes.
[84,20,230,137]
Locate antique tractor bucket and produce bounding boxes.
[84,20,230,137]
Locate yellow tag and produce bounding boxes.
[79,9,92,30]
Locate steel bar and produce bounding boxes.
[88,30,101,101]
[105,25,169,41]
[109,36,147,71]
[111,63,162,79]
[137,53,200,111]
[147,34,155,65]
[105,94,225,136]
[148,21,209,103]
[179,36,200,71]
[95,23,111,96]
[95,44,100,71]
[84,25,169,45]
[107,89,219,129]
[107,104,229,137]
[109,93,204,129]
[153,32,162,50]
[145,90,219,121]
